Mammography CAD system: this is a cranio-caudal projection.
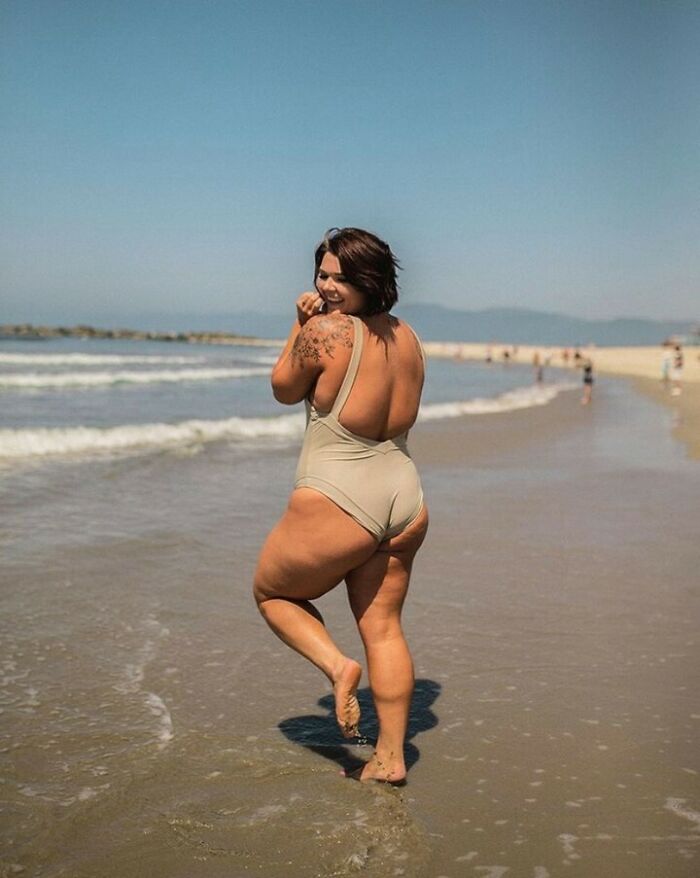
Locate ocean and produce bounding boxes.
[0,337,571,457]
[0,335,571,564]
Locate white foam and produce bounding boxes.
[0,383,574,461]
[0,413,306,460]
[418,383,577,421]
[114,615,169,695]
[146,693,174,750]
[557,833,581,861]
[242,354,280,365]
[0,366,269,389]
[665,797,700,832]
[0,352,206,365]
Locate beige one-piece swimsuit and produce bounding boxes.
[294,316,424,541]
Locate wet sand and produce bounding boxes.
[633,378,700,460]
[404,378,699,876]
[2,376,699,877]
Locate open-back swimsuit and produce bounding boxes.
[294,316,424,542]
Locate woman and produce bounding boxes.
[253,227,429,785]
[581,357,594,405]
[670,344,683,396]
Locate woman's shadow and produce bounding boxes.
[278,678,441,775]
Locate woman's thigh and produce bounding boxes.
[254,488,378,602]
[345,506,429,633]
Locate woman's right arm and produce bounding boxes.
[270,291,325,404]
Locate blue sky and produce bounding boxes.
[1,0,698,323]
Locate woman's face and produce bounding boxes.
[315,252,366,316]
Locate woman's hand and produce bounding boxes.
[296,291,325,326]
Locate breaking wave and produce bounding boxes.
[0,352,206,365]
[418,382,577,420]
[0,367,270,389]
[0,413,306,460]
[0,383,575,462]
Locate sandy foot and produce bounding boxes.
[344,753,407,786]
[334,658,362,739]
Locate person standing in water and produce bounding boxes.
[581,357,594,405]
[253,228,429,785]
[533,351,544,384]
[670,344,684,396]
[661,343,673,388]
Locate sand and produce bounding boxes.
[401,380,700,877]
[633,378,700,460]
[424,340,700,383]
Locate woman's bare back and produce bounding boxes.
[310,314,424,441]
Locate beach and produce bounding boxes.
[1,343,699,877]
[423,342,700,383]
[426,341,700,461]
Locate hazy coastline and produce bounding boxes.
[0,323,281,347]
[4,323,699,380]
[5,322,698,462]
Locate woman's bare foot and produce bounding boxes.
[333,658,362,738]
[344,751,407,785]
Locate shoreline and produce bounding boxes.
[633,376,700,460]
[3,322,698,461]
[3,322,698,380]
[423,340,700,383]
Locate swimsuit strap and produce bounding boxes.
[330,316,364,418]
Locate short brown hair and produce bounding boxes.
[314,227,400,316]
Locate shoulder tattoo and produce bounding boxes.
[290,316,354,367]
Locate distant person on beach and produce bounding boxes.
[670,344,684,396]
[533,351,544,384]
[253,228,428,786]
[581,357,594,405]
[661,344,672,388]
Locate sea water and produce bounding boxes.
[0,337,571,460]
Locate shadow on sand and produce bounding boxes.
[278,678,441,776]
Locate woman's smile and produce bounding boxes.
[316,252,366,315]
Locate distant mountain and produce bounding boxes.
[18,306,694,346]
[393,304,695,346]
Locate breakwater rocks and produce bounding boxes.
[0,324,281,346]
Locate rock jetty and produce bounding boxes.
[0,323,282,346]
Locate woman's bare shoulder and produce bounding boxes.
[392,317,425,360]
[291,313,354,366]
